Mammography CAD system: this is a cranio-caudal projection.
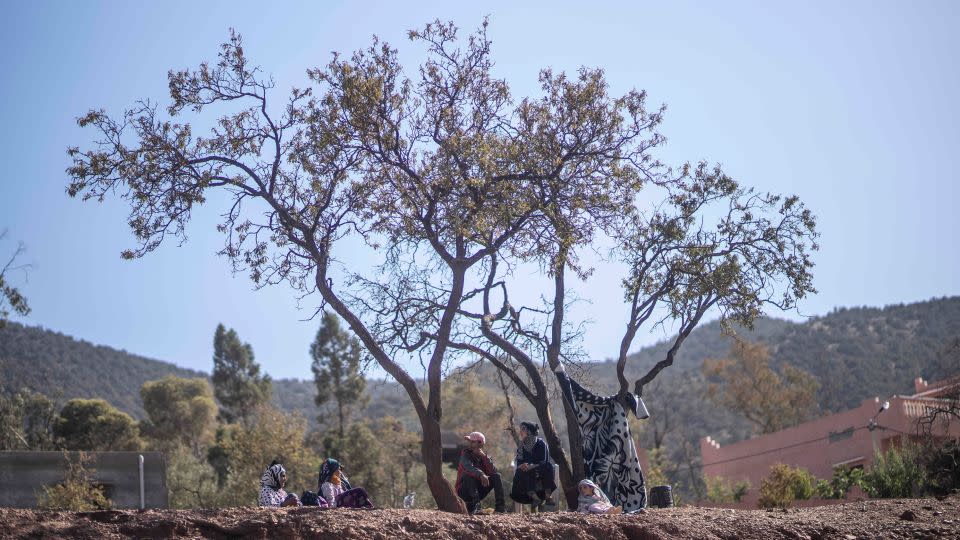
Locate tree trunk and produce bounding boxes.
[558,395,586,501]
[419,415,466,512]
[532,399,579,509]
[545,249,586,507]
[314,265,465,513]
[337,400,345,439]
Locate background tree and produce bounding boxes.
[757,463,816,508]
[703,340,821,434]
[0,230,30,327]
[212,324,271,425]
[929,337,960,383]
[0,389,58,450]
[323,421,387,500]
[210,405,319,507]
[165,445,221,509]
[372,416,422,507]
[440,375,512,466]
[140,376,218,457]
[54,398,142,451]
[0,393,23,450]
[311,311,368,438]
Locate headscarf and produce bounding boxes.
[518,421,540,456]
[318,458,352,490]
[260,463,286,491]
[577,479,611,509]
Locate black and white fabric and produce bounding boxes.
[260,463,286,490]
[556,368,647,512]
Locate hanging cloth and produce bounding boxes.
[556,367,648,511]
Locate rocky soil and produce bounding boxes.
[1,496,958,539]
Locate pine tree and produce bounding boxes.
[310,311,368,438]
[212,324,271,425]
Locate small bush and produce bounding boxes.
[758,464,815,508]
[923,439,960,496]
[861,444,926,498]
[36,451,110,511]
[705,476,751,503]
[815,466,864,499]
[732,479,750,502]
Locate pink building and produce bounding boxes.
[700,376,960,507]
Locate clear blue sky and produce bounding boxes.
[1,1,957,380]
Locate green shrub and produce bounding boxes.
[923,439,960,496]
[861,444,926,498]
[732,480,751,502]
[166,446,221,509]
[705,476,751,503]
[815,466,864,499]
[757,464,815,508]
[36,451,110,511]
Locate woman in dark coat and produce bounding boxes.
[510,421,557,507]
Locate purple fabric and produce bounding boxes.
[335,487,374,509]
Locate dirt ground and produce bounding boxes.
[1,496,958,539]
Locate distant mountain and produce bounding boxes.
[0,321,413,425]
[580,297,960,455]
[2,297,958,439]
[770,298,960,411]
[0,323,207,418]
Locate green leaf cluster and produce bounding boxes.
[757,463,815,508]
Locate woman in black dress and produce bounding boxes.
[510,421,557,508]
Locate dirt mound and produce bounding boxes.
[1,497,957,539]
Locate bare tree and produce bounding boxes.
[918,339,960,437]
[0,230,31,327]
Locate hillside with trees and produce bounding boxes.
[0,322,206,417]
[2,297,957,503]
[2,296,957,430]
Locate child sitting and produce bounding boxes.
[577,479,623,514]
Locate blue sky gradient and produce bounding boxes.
[1,1,957,379]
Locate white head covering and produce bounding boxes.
[261,463,286,490]
[578,478,611,507]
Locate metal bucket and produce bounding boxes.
[648,485,673,508]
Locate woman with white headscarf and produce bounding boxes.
[258,460,300,507]
[577,479,622,514]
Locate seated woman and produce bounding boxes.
[510,421,557,508]
[258,460,302,507]
[318,458,374,508]
[577,479,622,514]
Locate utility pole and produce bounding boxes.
[867,400,890,455]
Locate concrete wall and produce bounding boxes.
[0,451,167,509]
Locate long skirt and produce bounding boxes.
[335,487,374,508]
[510,462,557,504]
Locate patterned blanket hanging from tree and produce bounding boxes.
[556,368,648,511]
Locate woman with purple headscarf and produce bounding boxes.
[318,458,374,508]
